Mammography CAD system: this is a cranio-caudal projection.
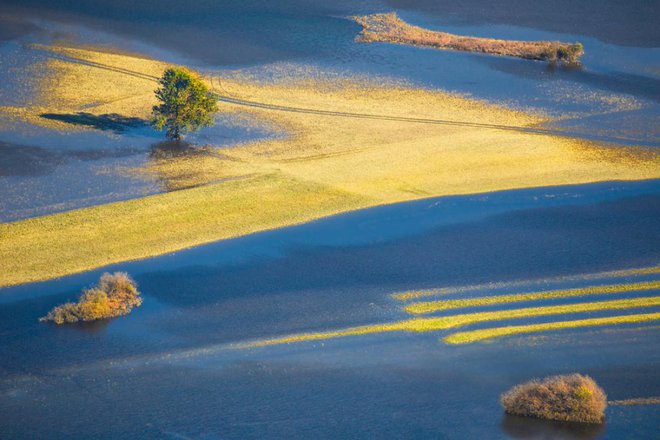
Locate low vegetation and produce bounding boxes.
[404,280,660,314]
[443,312,660,344]
[40,272,142,324]
[393,266,660,301]
[608,397,660,406]
[501,374,607,423]
[355,13,584,64]
[245,296,660,347]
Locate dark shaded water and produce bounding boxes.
[1,181,659,439]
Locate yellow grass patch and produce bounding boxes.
[404,280,660,314]
[1,45,658,287]
[0,173,370,287]
[443,312,660,344]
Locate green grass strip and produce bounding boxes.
[404,280,660,314]
[443,312,660,344]
[245,296,660,347]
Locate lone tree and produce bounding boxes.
[151,67,218,140]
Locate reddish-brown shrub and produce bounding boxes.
[501,374,607,423]
[40,272,142,324]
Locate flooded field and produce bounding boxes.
[0,1,658,438]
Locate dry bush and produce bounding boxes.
[355,13,584,64]
[40,272,142,324]
[501,374,607,424]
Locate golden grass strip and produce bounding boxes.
[443,312,660,344]
[404,280,660,314]
[244,296,660,347]
[393,266,660,301]
[0,173,371,287]
[354,13,583,64]
[2,44,658,288]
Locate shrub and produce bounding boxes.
[501,374,607,424]
[556,43,584,64]
[40,272,142,324]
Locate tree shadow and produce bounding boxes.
[501,413,605,440]
[40,112,148,133]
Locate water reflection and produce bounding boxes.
[148,140,201,159]
[0,141,62,176]
[51,318,111,334]
[482,57,660,103]
[385,0,660,47]
[501,413,605,440]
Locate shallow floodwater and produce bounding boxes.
[1,180,659,439]
[0,1,659,438]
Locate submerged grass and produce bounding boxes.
[1,45,658,287]
[404,280,660,314]
[355,13,584,64]
[245,296,660,347]
[393,266,660,301]
[608,397,660,406]
[443,312,660,344]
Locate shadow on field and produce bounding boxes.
[40,112,147,133]
[140,193,660,308]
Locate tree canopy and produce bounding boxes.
[151,67,218,140]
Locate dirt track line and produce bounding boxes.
[41,51,656,146]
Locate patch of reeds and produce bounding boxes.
[354,13,584,64]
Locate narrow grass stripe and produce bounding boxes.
[245,296,660,347]
[392,266,660,301]
[404,280,660,315]
[608,397,660,406]
[443,312,660,344]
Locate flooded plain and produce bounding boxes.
[0,1,658,438]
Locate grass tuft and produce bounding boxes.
[40,272,142,324]
[501,374,606,423]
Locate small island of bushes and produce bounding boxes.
[501,374,607,424]
[355,13,584,65]
[40,272,142,324]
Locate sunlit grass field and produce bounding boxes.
[0,45,658,287]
